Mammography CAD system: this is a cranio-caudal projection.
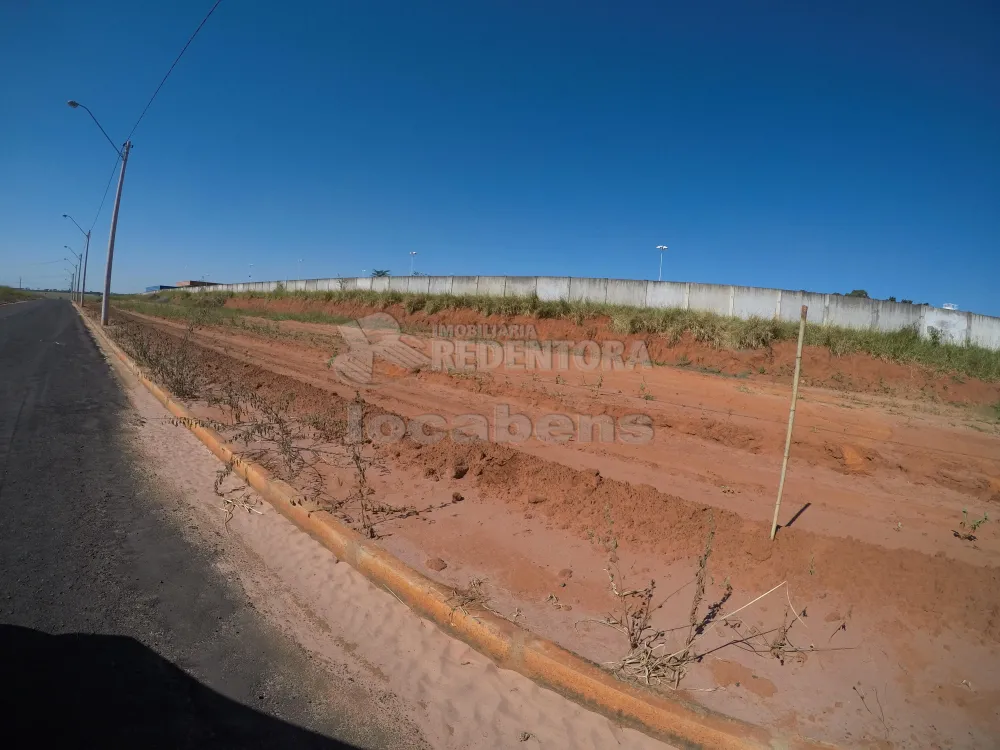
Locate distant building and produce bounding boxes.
[145,285,177,292]
[175,280,219,287]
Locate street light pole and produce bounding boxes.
[62,260,76,296]
[656,245,668,282]
[65,246,82,303]
[409,251,417,276]
[63,214,92,306]
[101,140,132,325]
[68,100,130,326]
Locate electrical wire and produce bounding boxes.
[89,154,123,232]
[81,1,223,233]
[125,0,224,143]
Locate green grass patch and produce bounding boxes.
[0,286,38,303]
[116,295,351,327]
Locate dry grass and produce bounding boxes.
[592,510,831,690]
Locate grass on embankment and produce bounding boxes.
[0,286,37,304]
[117,287,1000,382]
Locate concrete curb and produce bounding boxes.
[79,307,832,750]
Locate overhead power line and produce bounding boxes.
[83,0,224,231]
[125,0,225,142]
[90,154,122,231]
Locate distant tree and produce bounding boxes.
[412,271,428,276]
[900,299,913,304]
[887,296,897,302]
[846,289,869,298]
[371,270,391,277]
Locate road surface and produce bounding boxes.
[0,300,421,748]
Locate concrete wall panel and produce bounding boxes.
[827,296,876,329]
[428,276,453,295]
[923,307,968,345]
[370,276,390,293]
[569,277,608,303]
[536,277,570,301]
[732,286,779,318]
[477,276,506,296]
[644,281,687,309]
[873,301,922,332]
[408,276,431,294]
[969,313,1000,349]
[451,276,479,296]
[504,276,537,298]
[388,276,409,292]
[688,283,730,316]
[776,291,826,323]
[605,279,648,307]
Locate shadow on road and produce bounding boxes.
[0,624,358,748]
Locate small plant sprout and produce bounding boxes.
[639,378,654,400]
[954,509,989,541]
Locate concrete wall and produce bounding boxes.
[874,300,923,333]
[451,276,478,295]
[407,276,431,294]
[569,277,608,303]
[477,276,506,297]
[687,283,730,316]
[185,275,1000,350]
[923,306,968,345]
[505,276,538,298]
[969,313,1000,349]
[536,277,571,302]
[733,285,778,319]
[606,279,648,307]
[428,276,452,295]
[645,281,688,309]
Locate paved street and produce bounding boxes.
[0,300,417,749]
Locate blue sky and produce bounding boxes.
[1,1,997,313]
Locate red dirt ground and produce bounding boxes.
[226,295,1000,407]
[107,303,1000,749]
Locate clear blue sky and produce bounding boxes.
[1,1,997,313]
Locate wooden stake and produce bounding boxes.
[770,305,808,540]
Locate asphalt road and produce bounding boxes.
[0,300,416,749]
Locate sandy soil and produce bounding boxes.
[108,304,1000,749]
[109,328,675,750]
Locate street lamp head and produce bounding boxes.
[67,100,80,108]
[656,245,668,251]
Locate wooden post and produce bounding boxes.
[770,305,808,540]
